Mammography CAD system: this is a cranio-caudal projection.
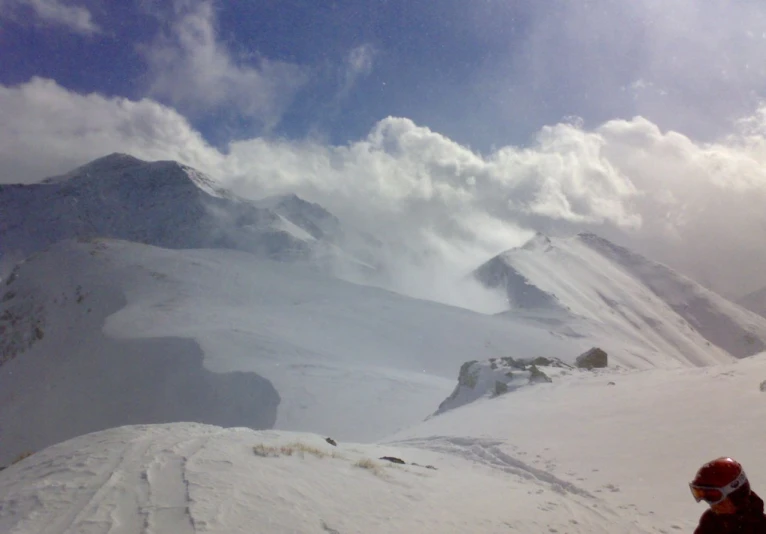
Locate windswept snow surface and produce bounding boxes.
[0,238,603,465]
[738,286,766,319]
[3,354,766,533]
[0,423,638,534]
[476,233,766,366]
[386,352,766,533]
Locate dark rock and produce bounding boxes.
[529,365,552,383]
[576,347,608,369]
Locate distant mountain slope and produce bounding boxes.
[473,232,766,361]
[0,238,602,465]
[737,287,766,319]
[0,153,366,268]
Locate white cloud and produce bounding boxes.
[469,0,766,144]
[141,0,308,129]
[2,0,100,35]
[0,77,221,183]
[339,44,375,98]
[5,77,766,298]
[347,44,374,77]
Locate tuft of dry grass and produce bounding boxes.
[353,457,386,477]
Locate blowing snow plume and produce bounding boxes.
[215,113,766,303]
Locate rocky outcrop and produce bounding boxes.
[433,356,572,416]
[575,347,608,369]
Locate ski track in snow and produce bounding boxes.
[27,432,213,534]
[144,438,206,534]
[390,435,595,498]
[387,435,664,533]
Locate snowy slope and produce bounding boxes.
[255,193,341,240]
[474,232,766,363]
[0,423,649,534]
[0,238,603,466]
[386,352,766,533]
[3,355,766,533]
[0,153,363,268]
[738,286,766,319]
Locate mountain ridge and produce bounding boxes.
[474,232,766,361]
[0,153,367,270]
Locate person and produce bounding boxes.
[689,457,766,533]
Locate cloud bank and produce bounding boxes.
[464,0,766,148]
[3,77,766,300]
[1,0,100,35]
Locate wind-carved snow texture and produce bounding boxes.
[473,231,766,364]
[390,435,595,499]
[0,425,215,534]
[2,423,653,533]
[578,232,766,358]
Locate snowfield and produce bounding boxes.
[1,238,601,466]
[2,352,766,533]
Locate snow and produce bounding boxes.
[738,286,766,318]
[0,238,600,466]
[476,232,766,366]
[386,352,766,533]
[0,423,637,533]
[3,354,766,533]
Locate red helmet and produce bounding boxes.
[690,457,750,505]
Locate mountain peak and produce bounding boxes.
[86,152,144,167]
[520,232,552,252]
[256,193,340,240]
[473,232,766,362]
[42,153,145,184]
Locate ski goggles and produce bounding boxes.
[690,471,748,505]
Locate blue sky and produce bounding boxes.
[0,0,544,148]
[5,0,766,298]
[6,0,765,151]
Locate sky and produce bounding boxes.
[3,0,766,297]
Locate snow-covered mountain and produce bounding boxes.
[474,232,766,363]
[738,286,766,319]
[0,237,605,467]
[6,156,766,533]
[0,153,368,270]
